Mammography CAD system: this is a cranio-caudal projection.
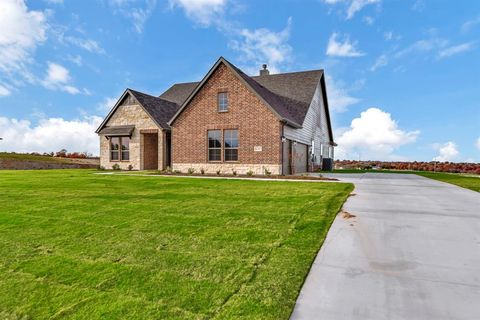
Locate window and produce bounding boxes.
[208,130,222,161]
[110,137,120,161]
[224,129,238,161]
[218,92,228,112]
[121,137,130,160]
[110,136,130,161]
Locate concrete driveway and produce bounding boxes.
[291,173,480,320]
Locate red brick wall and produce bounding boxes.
[171,63,282,165]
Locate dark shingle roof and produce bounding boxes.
[161,61,322,127]
[128,89,180,129]
[97,125,135,136]
[252,70,323,106]
[159,82,198,106]
[229,62,317,126]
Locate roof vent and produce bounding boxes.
[259,64,270,76]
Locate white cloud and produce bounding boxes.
[363,16,374,25]
[63,36,105,54]
[383,31,401,41]
[325,75,360,113]
[109,0,157,33]
[370,54,388,71]
[336,108,420,160]
[169,0,226,26]
[437,42,475,59]
[44,0,64,4]
[170,0,292,73]
[67,54,83,66]
[462,15,480,33]
[411,0,425,12]
[129,0,157,33]
[346,0,380,20]
[0,0,47,73]
[326,33,365,57]
[0,115,102,155]
[98,96,119,114]
[0,84,11,97]
[433,141,459,162]
[395,36,448,58]
[42,62,80,94]
[230,18,292,74]
[475,137,480,150]
[322,0,380,19]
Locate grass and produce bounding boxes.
[0,152,79,163]
[0,170,353,319]
[415,172,480,192]
[333,169,480,192]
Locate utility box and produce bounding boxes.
[322,158,334,171]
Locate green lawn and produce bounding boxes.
[415,172,480,192]
[0,170,352,319]
[333,169,480,192]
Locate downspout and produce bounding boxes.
[281,123,285,175]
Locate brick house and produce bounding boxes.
[96,57,335,174]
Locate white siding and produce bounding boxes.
[283,82,333,165]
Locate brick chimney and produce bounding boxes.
[259,64,270,76]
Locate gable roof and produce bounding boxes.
[160,70,322,110]
[128,89,179,128]
[159,82,198,106]
[95,88,180,133]
[166,57,331,137]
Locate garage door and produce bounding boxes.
[293,142,308,174]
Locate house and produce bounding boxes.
[96,57,335,174]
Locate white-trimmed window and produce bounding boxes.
[110,137,130,161]
[224,129,238,161]
[218,92,228,112]
[208,130,222,161]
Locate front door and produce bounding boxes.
[143,133,158,170]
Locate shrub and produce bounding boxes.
[98,166,105,171]
[264,167,271,176]
[216,170,221,175]
[112,164,120,171]
[246,170,254,176]
[128,164,133,171]
[200,168,205,175]
[232,169,237,176]
[165,166,172,173]
[187,168,195,175]
[173,170,181,174]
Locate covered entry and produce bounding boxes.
[142,131,158,170]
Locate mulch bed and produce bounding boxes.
[147,172,338,181]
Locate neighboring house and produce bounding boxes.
[96,57,335,174]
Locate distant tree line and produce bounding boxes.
[335,160,480,174]
[6,149,98,159]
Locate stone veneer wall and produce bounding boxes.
[173,163,281,175]
[171,63,283,173]
[99,102,164,170]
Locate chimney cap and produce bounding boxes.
[259,64,270,76]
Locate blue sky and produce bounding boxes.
[0,0,479,161]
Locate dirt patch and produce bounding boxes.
[342,211,357,219]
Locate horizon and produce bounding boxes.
[0,0,479,162]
